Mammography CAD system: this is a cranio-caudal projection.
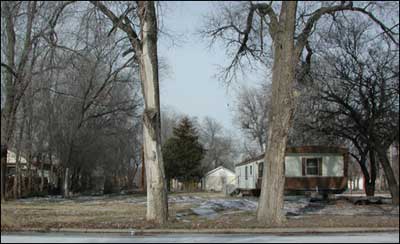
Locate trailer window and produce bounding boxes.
[245,166,248,180]
[306,158,322,176]
[250,165,252,175]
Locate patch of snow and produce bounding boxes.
[189,198,258,219]
[169,196,204,204]
[122,198,147,204]
[283,196,400,217]
[191,208,218,219]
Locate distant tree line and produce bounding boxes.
[1,1,144,200]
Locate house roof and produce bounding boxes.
[235,145,348,167]
[204,166,235,177]
[235,154,265,167]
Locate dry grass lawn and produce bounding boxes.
[1,192,399,231]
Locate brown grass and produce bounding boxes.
[1,192,398,231]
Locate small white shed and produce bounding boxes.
[202,166,236,192]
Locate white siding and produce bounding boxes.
[204,167,236,192]
[237,153,345,189]
[6,150,28,165]
[235,161,261,190]
[205,176,222,191]
[285,153,344,177]
[323,155,344,176]
[248,162,256,189]
[285,156,302,176]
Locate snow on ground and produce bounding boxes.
[169,195,204,204]
[189,198,258,219]
[282,196,399,218]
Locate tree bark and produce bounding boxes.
[0,146,8,202]
[1,2,38,199]
[64,167,70,198]
[376,148,399,205]
[40,158,45,193]
[364,150,377,196]
[138,1,168,224]
[1,1,18,202]
[256,1,298,226]
[14,117,25,199]
[141,146,146,192]
[91,0,169,224]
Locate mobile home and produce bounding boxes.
[235,146,349,195]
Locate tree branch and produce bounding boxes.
[1,63,18,79]
[295,2,399,58]
[90,1,142,53]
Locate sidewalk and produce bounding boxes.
[2,227,399,235]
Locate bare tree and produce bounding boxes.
[199,117,239,171]
[161,107,183,144]
[234,83,270,153]
[202,1,399,225]
[90,1,168,224]
[1,1,72,200]
[305,17,399,202]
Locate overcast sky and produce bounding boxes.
[158,1,264,131]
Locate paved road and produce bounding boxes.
[1,232,399,243]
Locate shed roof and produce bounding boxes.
[204,166,235,177]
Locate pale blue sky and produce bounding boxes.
[158,1,263,131]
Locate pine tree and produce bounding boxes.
[162,117,205,191]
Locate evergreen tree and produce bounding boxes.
[162,117,205,191]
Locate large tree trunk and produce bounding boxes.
[256,1,298,226]
[138,1,168,224]
[90,0,168,225]
[27,150,33,195]
[1,146,8,202]
[376,148,399,205]
[13,118,25,199]
[2,1,37,200]
[141,145,146,192]
[365,150,377,196]
[1,1,18,202]
[1,106,17,201]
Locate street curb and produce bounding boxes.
[2,227,399,235]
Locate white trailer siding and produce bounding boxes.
[236,152,346,191]
[236,160,262,190]
[285,153,344,177]
[285,156,302,177]
[322,155,344,176]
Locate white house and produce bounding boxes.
[5,150,60,189]
[202,166,236,192]
[6,150,29,176]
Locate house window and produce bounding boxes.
[305,158,322,176]
[245,166,248,180]
[250,165,252,175]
